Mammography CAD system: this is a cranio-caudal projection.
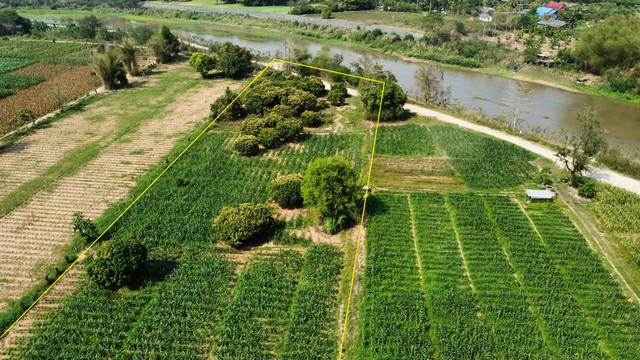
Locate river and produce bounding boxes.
[35,16,640,149]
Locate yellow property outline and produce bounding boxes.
[0,58,386,360]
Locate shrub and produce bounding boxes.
[302,156,358,233]
[275,117,303,142]
[269,174,304,208]
[271,104,295,118]
[87,238,147,289]
[233,135,259,156]
[211,87,244,122]
[189,52,216,77]
[148,25,179,63]
[240,116,266,137]
[578,177,598,199]
[92,46,128,90]
[327,82,348,105]
[213,203,275,247]
[300,110,323,127]
[286,89,317,115]
[359,81,406,121]
[258,127,281,149]
[321,7,332,19]
[216,42,253,78]
[71,212,97,242]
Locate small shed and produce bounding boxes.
[537,19,567,28]
[545,1,565,11]
[536,7,557,17]
[525,189,556,202]
[479,13,493,22]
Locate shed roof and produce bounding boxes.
[545,2,565,10]
[525,189,555,199]
[536,7,557,16]
[537,19,567,28]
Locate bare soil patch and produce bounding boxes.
[371,156,464,191]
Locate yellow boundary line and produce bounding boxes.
[0,58,386,359]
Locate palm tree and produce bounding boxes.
[92,46,128,90]
[119,38,140,76]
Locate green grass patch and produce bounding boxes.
[375,124,435,157]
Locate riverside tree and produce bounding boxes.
[414,64,451,106]
[556,107,606,186]
[302,156,358,234]
[148,25,180,63]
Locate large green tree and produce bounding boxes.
[216,42,253,78]
[148,25,180,63]
[573,15,640,74]
[0,9,31,35]
[87,238,147,289]
[302,156,359,234]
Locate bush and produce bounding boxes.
[189,52,216,77]
[240,116,267,137]
[233,135,259,156]
[359,81,406,121]
[258,127,281,149]
[213,203,275,247]
[275,117,303,142]
[286,89,317,114]
[577,177,598,199]
[211,87,244,122]
[300,110,323,127]
[321,7,332,19]
[148,25,179,63]
[327,82,348,105]
[302,156,359,233]
[87,238,147,289]
[271,104,295,118]
[216,42,253,78]
[269,174,304,208]
[71,211,97,242]
[290,4,320,15]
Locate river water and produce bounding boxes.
[35,16,640,149]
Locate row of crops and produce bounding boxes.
[11,130,358,358]
[357,193,433,359]
[0,40,95,134]
[359,191,640,358]
[374,124,435,157]
[430,125,535,189]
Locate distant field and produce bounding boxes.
[0,40,95,135]
[146,0,293,14]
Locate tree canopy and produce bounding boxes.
[302,156,359,234]
[0,9,31,36]
[87,238,147,289]
[213,203,275,247]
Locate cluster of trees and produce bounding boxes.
[213,155,359,248]
[573,15,640,95]
[188,42,253,78]
[0,9,31,36]
[207,70,347,154]
[1,0,138,8]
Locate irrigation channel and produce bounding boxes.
[34,15,640,149]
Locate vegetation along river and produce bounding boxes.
[36,16,640,149]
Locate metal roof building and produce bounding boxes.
[525,189,556,201]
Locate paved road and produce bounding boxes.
[141,2,423,39]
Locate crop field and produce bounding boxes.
[357,191,640,358]
[0,40,96,134]
[3,124,360,358]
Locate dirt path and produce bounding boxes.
[0,68,235,313]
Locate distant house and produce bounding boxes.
[536,6,557,17]
[479,13,492,22]
[545,1,565,11]
[525,189,556,202]
[537,19,567,28]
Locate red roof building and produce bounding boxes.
[545,2,565,10]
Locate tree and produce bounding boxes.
[92,47,128,90]
[573,15,640,74]
[422,12,444,34]
[148,26,179,63]
[189,52,217,77]
[71,212,97,243]
[210,87,244,122]
[119,39,140,77]
[508,81,534,131]
[302,156,358,234]
[556,107,606,186]
[327,82,348,105]
[414,64,451,106]
[87,238,147,289]
[0,9,31,35]
[269,174,304,209]
[300,110,323,127]
[321,7,332,19]
[359,81,407,121]
[216,43,253,78]
[76,15,102,39]
[213,203,275,247]
[233,135,259,156]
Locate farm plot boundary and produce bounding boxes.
[0,59,387,357]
